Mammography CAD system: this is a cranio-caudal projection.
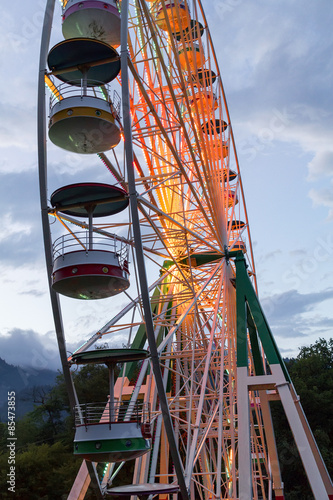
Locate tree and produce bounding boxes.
[72,364,110,404]
[0,441,82,500]
[271,337,333,499]
[287,338,333,451]
[0,363,112,498]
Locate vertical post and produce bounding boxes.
[237,368,252,500]
[109,364,114,425]
[120,2,189,498]
[88,209,93,250]
[272,366,329,500]
[235,251,253,499]
[259,390,284,499]
[82,67,88,96]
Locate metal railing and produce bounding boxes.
[61,0,119,13]
[53,231,129,269]
[75,400,150,426]
[49,80,121,119]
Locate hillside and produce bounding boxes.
[0,358,58,420]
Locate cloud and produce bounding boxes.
[209,1,333,223]
[0,328,61,371]
[0,104,37,161]
[0,324,132,371]
[307,151,333,181]
[0,213,32,243]
[309,183,333,220]
[263,250,282,260]
[262,288,333,320]
[0,171,44,266]
[19,289,46,298]
[261,288,333,339]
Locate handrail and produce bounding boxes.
[53,231,129,269]
[74,400,150,426]
[49,80,113,107]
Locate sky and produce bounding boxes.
[0,0,332,372]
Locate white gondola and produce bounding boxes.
[50,183,129,299]
[49,88,121,154]
[72,349,152,462]
[47,38,121,153]
[61,0,121,47]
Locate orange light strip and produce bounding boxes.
[44,74,63,101]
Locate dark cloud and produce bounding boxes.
[212,1,333,106]
[0,170,44,266]
[262,288,333,320]
[0,232,43,267]
[0,326,131,371]
[273,326,307,340]
[0,328,61,371]
[261,288,333,339]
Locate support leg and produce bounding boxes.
[272,366,328,500]
[259,390,284,499]
[237,366,252,500]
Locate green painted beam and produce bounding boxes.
[123,286,161,381]
[234,251,290,381]
[163,252,223,270]
[235,252,248,368]
[247,305,264,376]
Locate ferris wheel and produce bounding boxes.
[37,1,333,499]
